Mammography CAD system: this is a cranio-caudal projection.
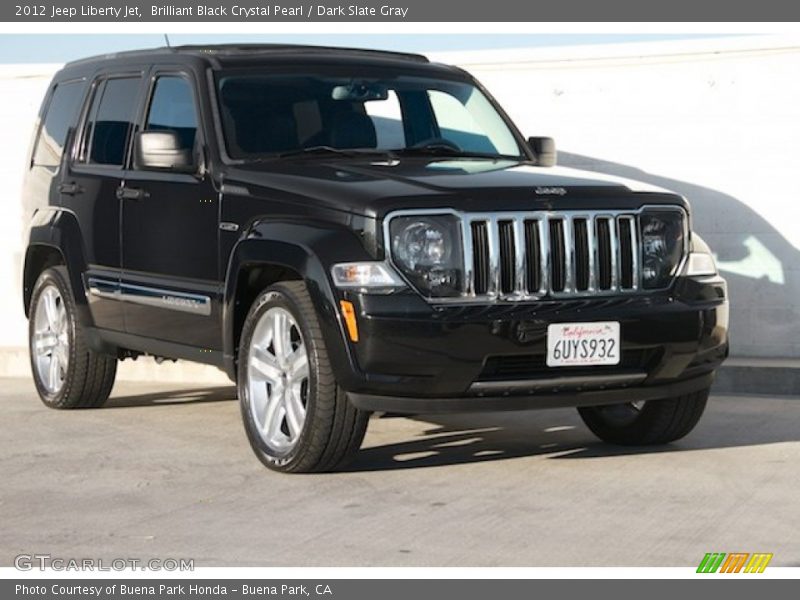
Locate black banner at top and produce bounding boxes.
[4,0,800,22]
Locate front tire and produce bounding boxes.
[28,267,117,408]
[577,388,709,446]
[237,281,368,473]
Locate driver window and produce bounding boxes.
[145,76,198,154]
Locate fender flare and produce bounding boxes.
[23,208,93,326]
[222,219,374,383]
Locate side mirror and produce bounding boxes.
[528,136,557,167]
[134,130,195,172]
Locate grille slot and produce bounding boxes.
[471,221,490,295]
[498,220,515,294]
[549,219,566,292]
[430,208,684,302]
[596,218,613,290]
[618,217,636,290]
[574,218,590,291]
[524,220,541,293]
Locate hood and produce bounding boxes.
[224,157,685,218]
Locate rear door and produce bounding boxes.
[120,69,221,349]
[66,73,144,331]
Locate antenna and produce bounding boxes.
[164,34,171,48]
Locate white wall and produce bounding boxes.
[1,64,53,350]
[1,36,799,369]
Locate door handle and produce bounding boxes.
[116,186,149,201]
[57,182,84,196]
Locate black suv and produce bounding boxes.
[22,44,729,472]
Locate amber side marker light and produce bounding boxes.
[340,300,359,342]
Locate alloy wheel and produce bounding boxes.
[246,306,310,453]
[32,284,69,394]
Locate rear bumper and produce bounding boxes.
[334,275,729,413]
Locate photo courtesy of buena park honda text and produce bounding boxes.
[0,0,798,596]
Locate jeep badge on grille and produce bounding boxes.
[535,187,567,196]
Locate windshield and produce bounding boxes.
[215,72,525,160]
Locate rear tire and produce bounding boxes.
[577,388,709,445]
[28,267,117,409]
[238,281,368,473]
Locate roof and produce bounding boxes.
[63,43,432,69]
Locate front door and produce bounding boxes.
[120,71,221,350]
[67,73,144,332]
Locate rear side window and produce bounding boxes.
[81,76,141,166]
[145,76,198,153]
[32,81,85,169]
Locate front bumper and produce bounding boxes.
[348,372,715,413]
[336,275,729,413]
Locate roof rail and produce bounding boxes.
[173,43,429,62]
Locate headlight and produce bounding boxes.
[685,252,717,277]
[389,214,463,297]
[639,209,686,289]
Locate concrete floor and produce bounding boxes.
[1,377,797,567]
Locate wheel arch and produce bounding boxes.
[23,244,65,316]
[222,220,373,383]
[24,209,92,326]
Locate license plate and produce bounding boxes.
[546,322,620,367]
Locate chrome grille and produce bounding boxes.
[384,207,688,303]
[461,211,648,301]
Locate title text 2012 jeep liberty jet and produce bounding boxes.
[22,45,729,472]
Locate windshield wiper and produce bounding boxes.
[393,146,512,160]
[275,146,395,160]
